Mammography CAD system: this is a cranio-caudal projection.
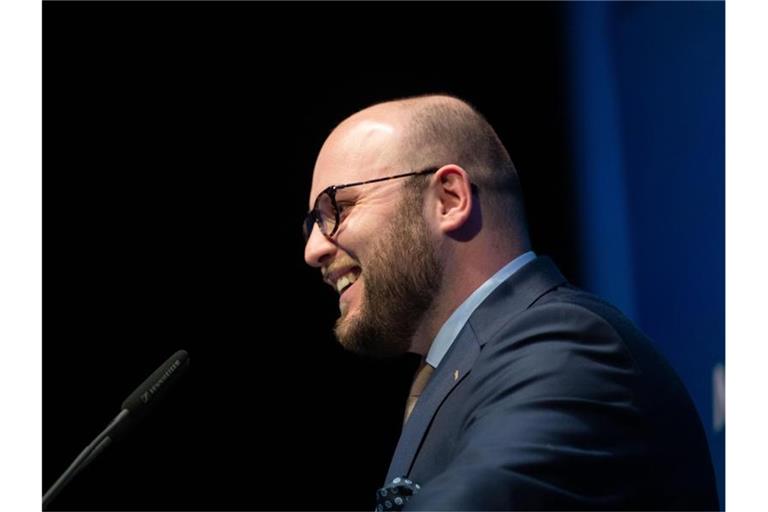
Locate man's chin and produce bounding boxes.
[334,315,410,359]
[333,311,362,352]
[334,303,357,338]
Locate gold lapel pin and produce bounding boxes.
[454,370,459,381]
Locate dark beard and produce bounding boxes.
[334,195,443,358]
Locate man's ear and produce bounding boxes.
[430,165,474,235]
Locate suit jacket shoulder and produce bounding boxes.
[392,257,718,510]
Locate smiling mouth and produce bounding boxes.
[336,268,361,295]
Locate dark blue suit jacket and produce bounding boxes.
[386,257,719,510]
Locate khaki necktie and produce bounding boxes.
[403,361,434,424]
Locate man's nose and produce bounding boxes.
[304,224,337,268]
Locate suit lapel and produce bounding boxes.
[384,256,568,483]
[385,326,480,482]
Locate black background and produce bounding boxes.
[43,2,578,510]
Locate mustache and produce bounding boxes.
[322,259,361,279]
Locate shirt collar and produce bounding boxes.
[425,251,537,368]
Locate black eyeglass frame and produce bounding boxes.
[303,167,440,242]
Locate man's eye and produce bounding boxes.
[337,202,354,219]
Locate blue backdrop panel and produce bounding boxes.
[565,2,724,503]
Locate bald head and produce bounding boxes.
[312,94,529,242]
[312,107,411,194]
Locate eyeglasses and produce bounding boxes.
[303,167,439,242]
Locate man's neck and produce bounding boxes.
[408,247,529,357]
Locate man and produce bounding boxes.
[302,95,719,510]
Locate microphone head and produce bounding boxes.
[121,350,190,416]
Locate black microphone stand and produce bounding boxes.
[43,409,130,510]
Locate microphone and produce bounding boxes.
[43,350,190,510]
[121,349,190,421]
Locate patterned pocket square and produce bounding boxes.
[375,476,421,511]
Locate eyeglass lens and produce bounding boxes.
[303,189,337,241]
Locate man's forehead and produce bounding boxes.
[309,118,405,203]
[307,163,376,209]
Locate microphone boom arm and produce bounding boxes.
[43,409,130,510]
